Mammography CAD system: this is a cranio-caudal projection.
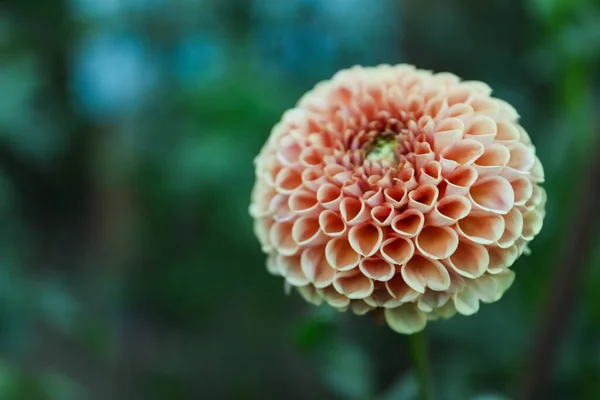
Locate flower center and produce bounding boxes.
[365,133,400,164]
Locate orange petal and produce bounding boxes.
[444,165,478,196]
[384,185,408,208]
[275,167,303,194]
[465,115,497,147]
[408,184,439,213]
[359,257,395,281]
[325,236,361,271]
[269,221,299,255]
[348,223,383,257]
[292,216,327,246]
[440,139,485,173]
[391,209,425,238]
[371,203,397,226]
[319,210,347,237]
[457,214,505,244]
[317,183,343,210]
[333,270,374,299]
[469,176,514,214]
[416,226,459,259]
[301,246,335,288]
[401,255,450,292]
[288,190,320,217]
[340,197,370,225]
[426,195,471,226]
[447,241,489,278]
[497,208,524,248]
[380,236,415,265]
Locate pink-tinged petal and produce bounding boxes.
[440,139,485,173]
[401,255,451,293]
[457,214,505,244]
[395,167,417,191]
[359,257,395,281]
[292,216,327,246]
[301,167,328,192]
[506,142,535,171]
[288,190,320,217]
[385,304,427,334]
[465,115,497,147]
[391,209,425,238]
[446,103,474,122]
[319,210,347,237]
[363,189,384,207]
[414,141,435,170]
[468,96,499,118]
[325,237,361,271]
[447,241,489,278]
[317,183,343,210]
[333,270,374,299]
[371,203,397,226]
[299,146,325,167]
[426,195,471,226]
[269,221,299,255]
[301,246,335,288]
[497,208,524,248]
[380,236,415,265]
[408,184,439,213]
[511,177,533,206]
[275,167,303,194]
[433,117,465,152]
[469,176,514,214]
[444,165,478,196]
[348,223,383,257]
[416,226,459,259]
[384,185,408,208]
[277,135,303,166]
[340,197,370,225]
[473,144,510,177]
[418,160,443,186]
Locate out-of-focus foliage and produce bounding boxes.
[0,0,598,399]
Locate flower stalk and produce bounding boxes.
[409,330,433,400]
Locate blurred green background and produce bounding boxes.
[0,0,599,399]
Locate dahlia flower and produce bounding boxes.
[250,64,545,334]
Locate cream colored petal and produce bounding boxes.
[521,210,544,240]
[506,142,535,172]
[457,214,505,244]
[511,177,533,206]
[266,253,280,276]
[385,303,427,334]
[340,197,370,225]
[319,210,347,237]
[275,167,303,194]
[465,115,497,147]
[301,247,336,289]
[447,86,475,105]
[333,270,374,299]
[380,236,415,265]
[320,285,351,308]
[432,301,457,319]
[494,121,520,144]
[445,103,475,122]
[384,185,408,208]
[440,139,485,174]
[269,221,299,255]
[468,96,499,118]
[447,241,489,278]
[292,216,326,246]
[348,223,383,257]
[359,256,395,281]
[297,285,323,305]
[496,99,520,121]
[497,208,524,248]
[401,255,451,293]
[453,286,480,316]
[418,291,450,313]
[473,144,510,177]
[469,176,514,214]
[433,117,465,153]
[525,184,545,211]
[350,300,374,315]
[530,156,545,183]
[288,190,320,217]
[391,209,425,238]
[254,218,274,252]
[325,236,361,271]
[486,246,507,274]
[408,184,439,213]
[416,226,459,260]
[418,160,443,185]
[426,195,471,226]
[317,183,343,210]
[444,165,478,196]
[371,204,397,226]
[279,254,310,286]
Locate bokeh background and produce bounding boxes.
[1,0,599,399]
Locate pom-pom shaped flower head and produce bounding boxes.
[250,65,545,334]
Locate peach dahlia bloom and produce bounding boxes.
[250,64,545,334]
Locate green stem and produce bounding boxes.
[409,330,433,400]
